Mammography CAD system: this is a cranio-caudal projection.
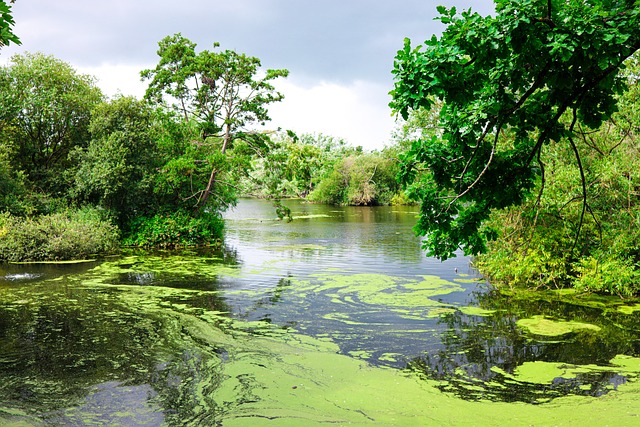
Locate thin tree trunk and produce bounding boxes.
[195,123,231,213]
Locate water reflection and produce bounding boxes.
[407,289,640,402]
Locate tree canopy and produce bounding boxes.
[0,52,103,195]
[141,34,289,213]
[390,0,640,259]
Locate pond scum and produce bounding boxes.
[1,255,640,426]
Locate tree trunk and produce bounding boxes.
[195,124,231,213]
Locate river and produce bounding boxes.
[1,198,640,426]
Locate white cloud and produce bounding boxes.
[268,79,395,151]
[76,63,149,99]
[2,57,395,152]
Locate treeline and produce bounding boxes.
[241,133,407,206]
[0,42,408,261]
[0,51,230,260]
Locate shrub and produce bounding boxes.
[123,211,224,248]
[0,208,120,261]
[574,256,640,298]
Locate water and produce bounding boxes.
[1,199,640,426]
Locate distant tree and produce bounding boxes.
[0,0,20,49]
[244,132,353,199]
[390,0,640,260]
[141,34,289,213]
[0,52,102,195]
[309,152,400,206]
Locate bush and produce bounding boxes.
[0,208,120,261]
[574,256,640,298]
[123,211,224,248]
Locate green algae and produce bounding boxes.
[291,214,332,219]
[617,303,640,314]
[378,353,403,363]
[498,285,637,312]
[4,261,640,426]
[10,259,97,264]
[168,295,640,426]
[424,307,458,318]
[517,315,601,337]
[5,242,640,426]
[293,273,463,308]
[512,362,580,384]
[491,356,640,388]
[458,306,497,316]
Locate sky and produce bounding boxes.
[1,0,494,150]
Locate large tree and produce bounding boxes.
[0,52,103,195]
[70,96,161,227]
[390,0,640,260]
[141,34,289,213]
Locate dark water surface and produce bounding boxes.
[2,199,640,426]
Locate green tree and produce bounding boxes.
[390,0,640,260]
[477,54,640,296]
[0,144,28,214]
[0,52,103,195]
[141,34,289,213]
[0,0,19,48]
[244,132,352,199]
[70,96,161,227]
[309,152,400,206]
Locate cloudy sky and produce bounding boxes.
[1,0,494,150]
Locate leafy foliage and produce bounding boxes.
[243,132,353,199]
[309,152,400,206]
[70,96,162,227]
[0,0,19,48]
[122,211,224,248]
[390,0,640,260]
[0,208,119,262]
[0,143,28,215]
[0,52,103,195]
[477,56,640,296]
[141,34,289,213]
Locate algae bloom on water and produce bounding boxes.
[516,315,601,337]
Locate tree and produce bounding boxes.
[0,0,20,49]
[390,0,640,260]
[243,132,353,199]
[477,54,640,296]
[141,34,289,213]
[309,152,401,206]
[70,96,161,227]
[0,143,27,214]
[0,52,103,195]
